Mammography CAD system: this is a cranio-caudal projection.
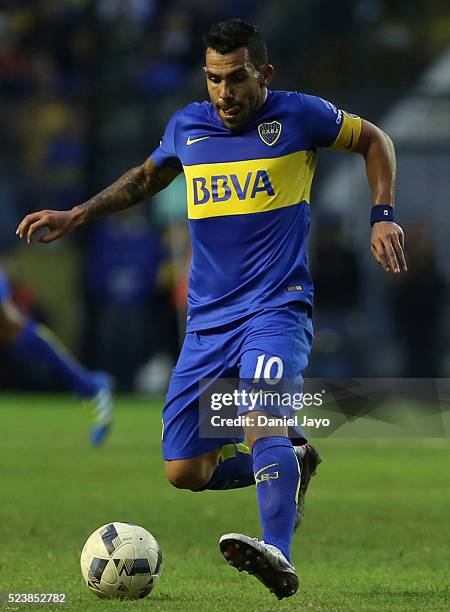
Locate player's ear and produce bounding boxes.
[260,64,274,87]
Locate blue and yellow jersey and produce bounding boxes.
[151,90,361,331]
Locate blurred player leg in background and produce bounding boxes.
[0,265,112,445]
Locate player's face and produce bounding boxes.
[204,47,273,131]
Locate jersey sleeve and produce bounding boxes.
[150,111,183,170]
[299,94,362,152]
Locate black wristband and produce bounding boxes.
[370,204,394,227]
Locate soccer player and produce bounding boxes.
[0,263,112,445]
[17,19,406,599]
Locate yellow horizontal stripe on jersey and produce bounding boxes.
[184,149,317,219]
[329,112,362,152]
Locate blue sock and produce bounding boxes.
[252,436,300,562]
[200,443,255,490]
[13,320,99,398]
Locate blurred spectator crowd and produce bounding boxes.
[0,0,449,390]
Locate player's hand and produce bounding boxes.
[16,209,79,244]
[371,221,407,273]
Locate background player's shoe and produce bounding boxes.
[84,373,113,446]
[294,443,322,531]
[219,533,299,600]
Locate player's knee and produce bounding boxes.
[165,461,213,491]
[165,468,209,491]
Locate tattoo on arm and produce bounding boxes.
[75,158,180,222]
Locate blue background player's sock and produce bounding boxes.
[252,436,300,562]
[13,320,99,398]
[201,443,255,490]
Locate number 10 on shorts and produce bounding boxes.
[252,354,284,385]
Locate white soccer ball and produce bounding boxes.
[80,522,162,600]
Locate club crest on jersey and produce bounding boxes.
[258,121,282,146]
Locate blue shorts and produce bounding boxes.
[162,303,314,460]
[0,264,10,303]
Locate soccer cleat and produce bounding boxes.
[293,443,322,531]
[219,533,299,600]
[84,373,113,446]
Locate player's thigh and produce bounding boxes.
[239,303,313,380]
[162,330,243,463]
[238,303,313,444]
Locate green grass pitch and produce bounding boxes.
[0,394,448,611]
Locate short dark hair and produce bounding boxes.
[203,19,268,68]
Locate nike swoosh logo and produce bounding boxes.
[345,130,354,149]
[186,136,210,145]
